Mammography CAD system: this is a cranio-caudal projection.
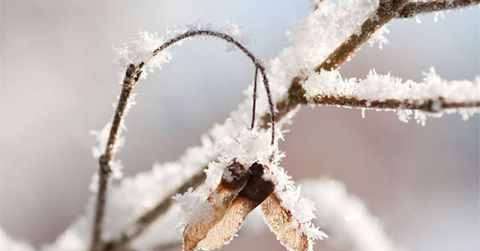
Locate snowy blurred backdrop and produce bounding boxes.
[0,0,479,250]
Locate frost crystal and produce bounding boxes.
[263,165,327,244]
[368,25,390,49]
[114,31,172,77]
[222,22,246,52]
[90,122,125,182]
[215,128,276,167]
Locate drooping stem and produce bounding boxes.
[89,29,274,251]
[146,29,276,144]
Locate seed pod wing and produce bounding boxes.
[183,161,249,251]
[197,163,274,250]
[261,193,310,251]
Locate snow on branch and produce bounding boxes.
[398,0,480,18]
[0,228,34,251]
[302,68,480,124]
[314,0,408,71]
[301,179,401,251]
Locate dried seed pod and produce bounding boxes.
[197,163,274,250]
[261,193,310,251]
[183,161,250,251]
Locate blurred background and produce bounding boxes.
[0,0,479,250]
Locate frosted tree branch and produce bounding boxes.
[315,0,409,71]
[101,2,480,250]
[102,171,206,251]
[398,0,480,18]
[302,69,480,122]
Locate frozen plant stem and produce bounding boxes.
[89,29,274,251]
[90,64,142,251]
[103,2,480,251]
[316,0,408,71]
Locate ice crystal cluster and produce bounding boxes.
[303,68,480,125]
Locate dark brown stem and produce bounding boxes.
[251,67,259,129]
[398,0,480,18]
[102,171,206,251]
[312,96,480,112]
[90,64,142,251]
[315,0,408,71]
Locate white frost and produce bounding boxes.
[303,68,480,124]
[301,179,403,251]
[263,165,327,243]
[0,228,34,251]
[268,0,379,99]
[115,31,172,78]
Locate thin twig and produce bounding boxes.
[90,64,142,251]
[315,0,409,71]
[251,67,259,129]
[102,171,206,251]
[398,0,480,18]
[284,80,480,112]
[310,96,480,112]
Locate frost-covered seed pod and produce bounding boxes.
[183,161,250,251]
[197,163,274,250]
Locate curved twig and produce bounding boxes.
[145,29,276,143]
[90,29,275,251]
